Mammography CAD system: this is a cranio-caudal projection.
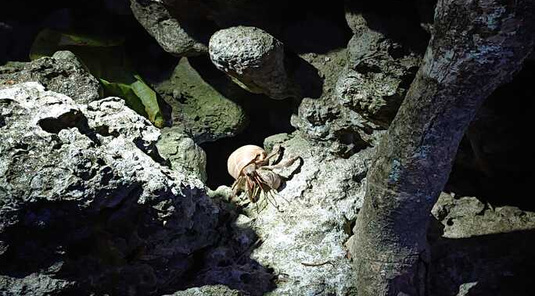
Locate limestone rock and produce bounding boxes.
[209,26,299,100]
[0,51,102,104]
[225,133,373,295]
[432,193,535,239]
[290,49,383,155]
[0,82,219,295]
[429,193,535,296]
[165,285,241,296]
[156,126,207,182]
[155,57,247,143]
[130,0,207,57]
[336,21,421,128]
[292,12,424,150]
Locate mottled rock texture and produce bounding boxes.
[0,82,219,295]
[0,51,102,104]
[155,57,247,143]
[130,0,207,56]
[292,8,425,151]
[429,193,535,296]
[165,285,241,296]
[291,49,372,156]
[156,126,208,182]
[219,133,374,295]
[209,26,299,100]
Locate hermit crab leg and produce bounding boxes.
[264,188,284,212]
[263,156,300,170]
[252,183,262,202]
[231,176,245,197]
[253,173,267,188]
[257,145,282,166]
[246,177,256,201]
[272,187,290,205]
[245,172,281,212]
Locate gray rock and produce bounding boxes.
[455,282,479,296]
[165,285,242,296]
[130,0,207,57]
[292,13,423,151]
[157,126,207,182]
[292,93,383,156]
[0,82,219,294]
[0,51,102,104]
[429,193,535,296]
[337,21,421,128]
[209,26,299,100]
[290,49,383,155]
[224,133,373,295]
[155,57,247,143]
[0,273,75,296]
[432,193,535,239]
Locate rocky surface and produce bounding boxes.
[336,28,420,128]
[0,82,220,295]
[165,285,241,296]
[214,132,374,295]
[429,193,535,296]
[156,126,208,182]
[432,193,535,238]
[209,26,299,100]
[130,0,207,57]
[0,51,102,104]
[291,48,373,156]
[1,1,534,295]
[292,10,424,151]
[155,57,248,143]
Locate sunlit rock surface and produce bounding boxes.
[219,133,374,295]
[209,26,299,100]
[0,82,219,294]
[0,51,102,104]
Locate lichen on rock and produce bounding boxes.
[155,57,248,143]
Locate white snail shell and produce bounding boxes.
[227,145,267,179]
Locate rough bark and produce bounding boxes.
[349,0,535,295]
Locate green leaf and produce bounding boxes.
[131,75,164,127]
[30,29,165,127]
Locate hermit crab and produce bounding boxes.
[227,144,300,210]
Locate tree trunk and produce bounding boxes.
[348,0,535,295]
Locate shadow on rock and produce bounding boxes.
[345,0,430,55]
[429,228,535,296]
[287,50,324,99]
[0,82,275,296]
[0,196,276,296]
[179,201,277,295]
